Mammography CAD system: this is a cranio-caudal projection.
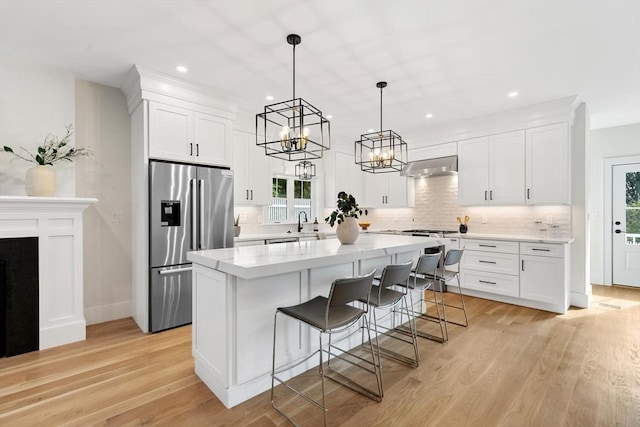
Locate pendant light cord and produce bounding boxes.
[379,85,383,132]
[292,42,296,100]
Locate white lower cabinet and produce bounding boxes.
[460,238,570,313]
[520,242,567,307]
[460,239,520,297]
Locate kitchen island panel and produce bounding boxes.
[188,235,440,408]
[236,272,306,385]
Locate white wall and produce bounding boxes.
[590,123,640,284]
[75,79,132,324]
[0,54,75,195]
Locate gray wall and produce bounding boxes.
[75,79,132,324]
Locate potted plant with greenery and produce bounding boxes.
[325,191,368,244]
[1,124,90,196]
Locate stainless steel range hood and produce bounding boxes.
[401,155,458,177]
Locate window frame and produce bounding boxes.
[265,174,315,224]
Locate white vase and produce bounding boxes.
[25,165,56,197]
[336,217,359,244]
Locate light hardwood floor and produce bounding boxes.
[1,285,639,426]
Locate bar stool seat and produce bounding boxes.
[271,270,381,427]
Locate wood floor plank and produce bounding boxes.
[1,286,639,426]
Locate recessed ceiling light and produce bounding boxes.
[266,95,274,101]
[176,65,188,73]
[326,115,333,119]
[425,113,433,119]
[368,128,375,132]
[508,91,518,98]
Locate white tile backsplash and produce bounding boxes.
[235,175,571,238]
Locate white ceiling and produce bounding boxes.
[1,0,639,150]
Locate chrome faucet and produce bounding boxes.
[297,211,308,232]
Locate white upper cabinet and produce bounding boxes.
[490,130,525,204]
[324,151,364,207]
[233,130,271,206]
[525,122,570,205]
[149,101,232,166]
[458,136,490,205]
[458,130,527,205]
[363,172,408,208]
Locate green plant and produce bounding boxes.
[325,191,367,227]
[234,215,240,226]
[1,124,90,165]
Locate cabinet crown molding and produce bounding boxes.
[121,65,237,119]
[403,96,581,147]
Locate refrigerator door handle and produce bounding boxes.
[199,179,205,249]
[191,178,197,250]
[158,266,193,275]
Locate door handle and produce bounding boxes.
[489,190,493,200]
[159,266,193,275]
[246,189,249,200]
[485,190,487,201]
[250,189,253,200]
[191,179,197,250]
[479,260,496,264]
[527,188,530,199]
[190,143,193,156]
[199,179,205,249]
[196,144,200,157]
[521,260,524,271]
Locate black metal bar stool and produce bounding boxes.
[270,270,381,426]
[359,260,418,395]
[394,252,447,343]
[426,249,468,338]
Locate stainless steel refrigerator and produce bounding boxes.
[149,160,234,332]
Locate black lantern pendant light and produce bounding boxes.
[295,160,316,180]
[355,81,407,173]
[256,34,330,161]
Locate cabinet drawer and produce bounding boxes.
[460,271,519,297]
[462,250,519,275]
[461,239,519,254]
[520,242,564,258]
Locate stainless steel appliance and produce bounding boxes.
[149,160,234,332]
[402,229,459,292]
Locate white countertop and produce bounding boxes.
[234,231,331,243]
[451,232,574,244]
[188,234,442,279]
[362,229,574,244]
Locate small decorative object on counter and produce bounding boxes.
[325,191,368,244]
[313,217,319,231]
[1,124,91,197]
[234,215,241,237]
[457,215,469,233]
[358,222,371,230]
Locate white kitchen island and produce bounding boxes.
[186,234,441,408]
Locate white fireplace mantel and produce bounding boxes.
[0,195,97,350]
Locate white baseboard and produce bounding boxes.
[570,291,591,309]
[84,300,132,325]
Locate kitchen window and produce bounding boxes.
[267,177,312,223]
